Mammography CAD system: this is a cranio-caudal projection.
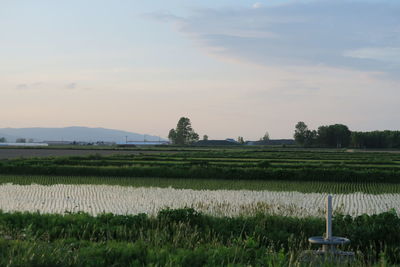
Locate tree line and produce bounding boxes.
[167,117,400,148]
[168,117,272,145]
[294,121,400,149]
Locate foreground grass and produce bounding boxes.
[1,174,400,194]
[0,209,398,266]
[0,239,387,267]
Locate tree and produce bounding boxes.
[168,129,177,144]
[294,121,308,146]
[16,138,26,143]
[304,130,317,147]
[0,137,6,143]
[168,117,199,145]
[349,130,400,149]
[261,132,270,141]
[203,135,208,141]
[331,124,351,148]
[237,136,245,144]
[317,124,351,148]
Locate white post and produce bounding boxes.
[326,195,333,241]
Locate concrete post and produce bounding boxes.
[323,195,333,252]
[326,195,332,240]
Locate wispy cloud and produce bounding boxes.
[15,82,43,90]
[344,47,400,63]
[159,0,400,76]
[66,82,77,89]
[252,3,263,9]
[14,82,82,91]
[143,12,182,23]
[15,84,28,90]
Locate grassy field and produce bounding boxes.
[0,147,399,265]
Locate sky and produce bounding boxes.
[1,0,399,140]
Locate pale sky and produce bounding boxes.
[1,0,399,140]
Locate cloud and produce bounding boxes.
[66,83,77,89]
[15,84,28,90]
[15,82,43,90]
[344,47,400,63]
[163,1,400,75]
[252,2,263,9]
[143,12,182,23]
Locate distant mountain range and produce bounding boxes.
[0,127,165,143]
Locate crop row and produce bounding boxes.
[0,184,398,217]
[1,163,400,183]
[1,175,400,194]
[13,158,400,170]
[4,151,400,172]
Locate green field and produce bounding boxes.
[1,175,400,194]
[0,148,400,266]
[2,149,400,183]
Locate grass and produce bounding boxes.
[0,208,398,265]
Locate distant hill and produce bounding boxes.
[0,127,164,143]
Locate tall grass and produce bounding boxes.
[0,209,398,265]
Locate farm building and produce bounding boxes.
[246,139,296,146]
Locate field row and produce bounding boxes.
[0,183,399,217]
[2,152,400,184]
[15,154,400,168]
[2,175,400,194]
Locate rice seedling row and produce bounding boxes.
[0,183,398,217]
[2,175,400,194]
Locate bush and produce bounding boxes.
[257,160,271,168]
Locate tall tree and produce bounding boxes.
[237,136,245,144]
[0,137,6,143]
[168,129,177,144]
[294,121,308,146]
[350,130,400,149]
[317,124,351,148]
[261,132,270,141]
[168,117,199,145]
[304,130,317,147]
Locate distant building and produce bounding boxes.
[116,141,170,146]
[44,141,117,146]
[0,143,49,147]
[193,139,240,146]
[246,139,296,146]
[44,141,74,146]
[94,141,116,146]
